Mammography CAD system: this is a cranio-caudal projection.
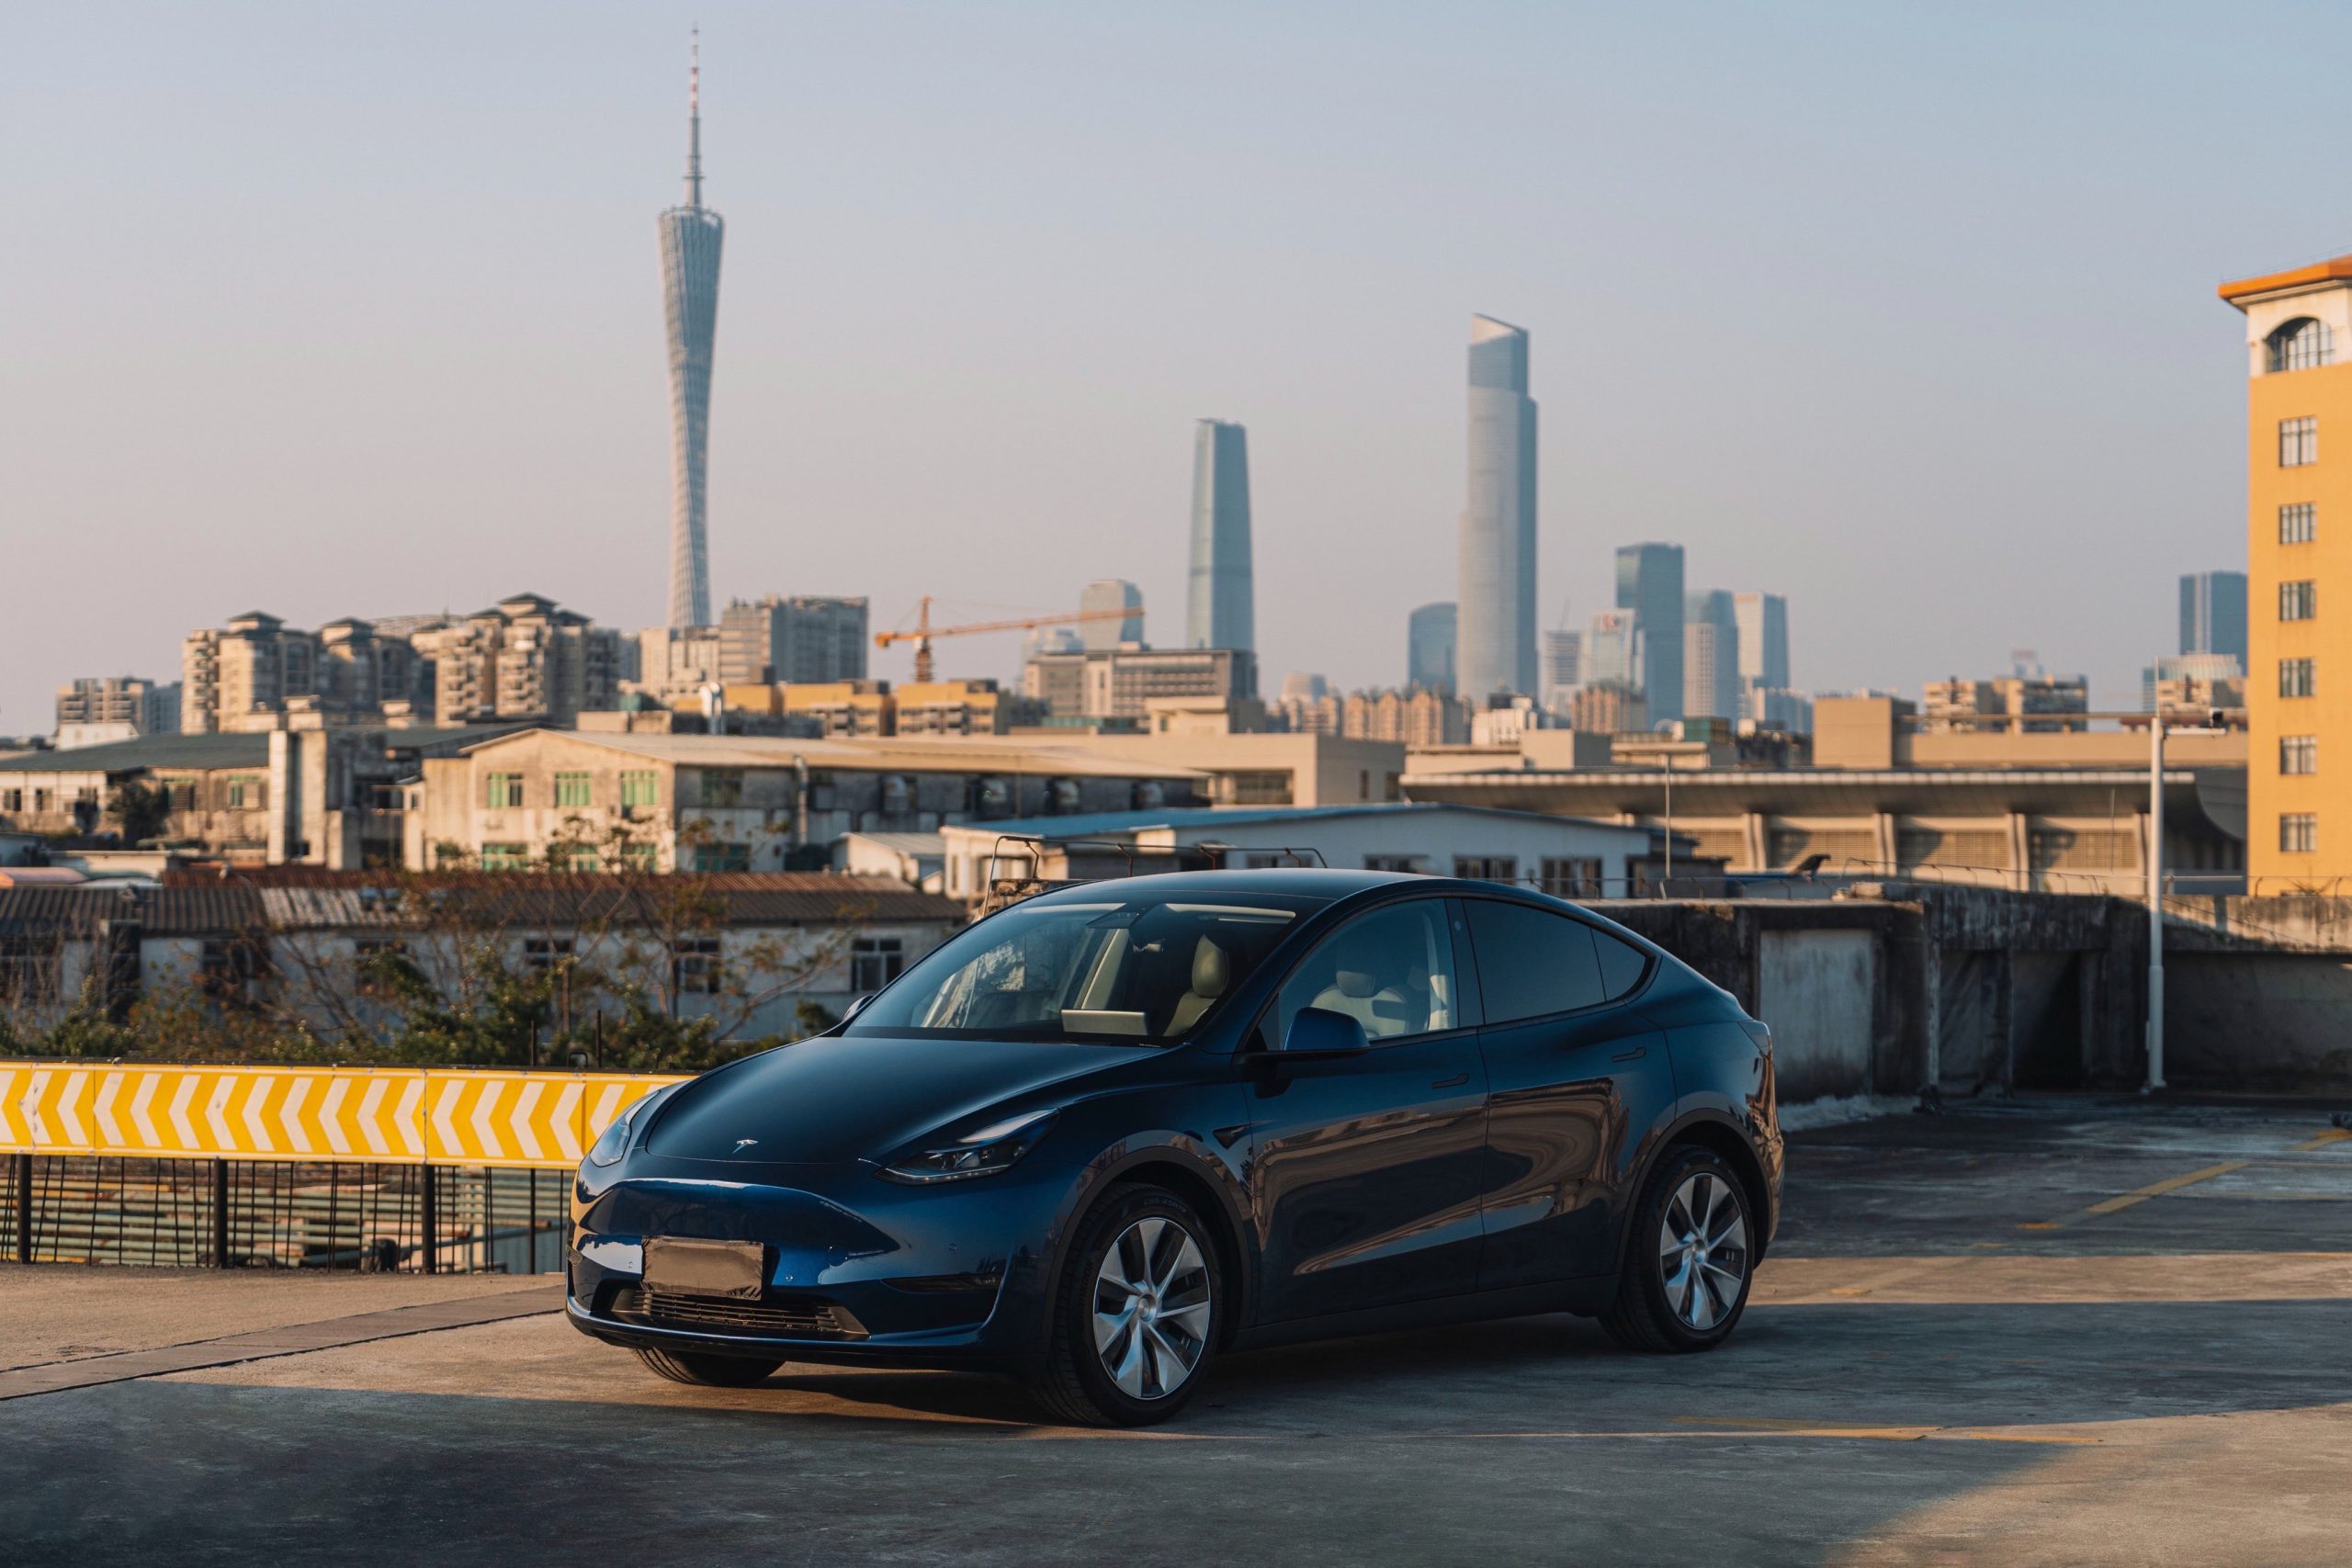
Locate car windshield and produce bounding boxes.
[846,894,1318,1044]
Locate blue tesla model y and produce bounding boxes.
[569,869,1781,1426]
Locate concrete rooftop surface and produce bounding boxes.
[5,1095,2351,1566]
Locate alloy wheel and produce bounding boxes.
[1091,1215,1212,1400]
[1657,1170,1748,1331]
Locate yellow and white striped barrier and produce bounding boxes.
[0,1063,688,1169]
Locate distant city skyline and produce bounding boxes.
[0,5,2300,734]
[1616,544,1685,727]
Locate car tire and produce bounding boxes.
[1031,1183,1222,1427]
[1600,1145,1755,1353]
[633,1347,786,1387]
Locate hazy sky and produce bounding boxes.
[3,1,2335,733]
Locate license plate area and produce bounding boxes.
[643,1238,768,1300]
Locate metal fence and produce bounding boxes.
[3,1151,570,1274]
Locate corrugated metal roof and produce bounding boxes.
[0,734,272,774]
[0,885,265,935]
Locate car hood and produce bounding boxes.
[639,1032,1148,1165]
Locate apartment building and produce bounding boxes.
[55,677,181,750]
[2222,255,2352,880]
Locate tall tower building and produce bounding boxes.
[1407,602,1457,694]
[2222,257,2352,879]
[660,32,725,629]
[2179,570,2248,664]
[1080,580,1146,650]
[1732,592,1791,690]
[1682,590,1741,723]
[1615,543,1685,726]
[1457,315,1538,701]
[1186,420,1255,652]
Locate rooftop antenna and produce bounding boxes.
[684,26,705,209]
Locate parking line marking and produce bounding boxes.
[2294,1129,2352,1152]
[2022,1160,2248,1230]
[1663,1417,2098,1446]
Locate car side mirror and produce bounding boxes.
[1280,1007,1370,1059]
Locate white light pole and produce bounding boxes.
[2145,713,2165,1092]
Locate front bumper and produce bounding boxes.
[566,1155,1070,1368]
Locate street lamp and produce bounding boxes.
[2145,712,2165,1093]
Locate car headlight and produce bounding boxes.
[877,1108,1057,1185]
[584,1083,680,1170]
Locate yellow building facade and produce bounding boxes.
[2222,257,2352,882]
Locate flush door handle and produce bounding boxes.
[1430,1071,1470,1089]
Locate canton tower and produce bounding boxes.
[660,31,724,628]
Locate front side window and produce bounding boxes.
[2279,417,2318,467]
[1274,900,1459,1044]
[2281,814,2318,854]
[850,895,1314,1043]
[2281,502,2317,545]
[2283,736,2318,776]
[2281,581,2317,621]
[485,772,523,808]
[2282,658,2317,698]
[554,772,592,807]
[619,770,659,807]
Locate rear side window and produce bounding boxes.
[1593,929,1649,999]
[1464,901,1608,1023]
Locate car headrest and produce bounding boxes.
[1332,968,1379,998]
[1192,937,1229,997]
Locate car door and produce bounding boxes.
[1244,897,1491,1324]
[1463,898,1672,1289]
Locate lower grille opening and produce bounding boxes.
[606,1284,869,1340]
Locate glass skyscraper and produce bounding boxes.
[661,35,725,629]
[1457,316,1538,701]
[2178,570,2248,664]
[1186,420,1255,652]
[1615,543,1685,726]
[1408,602,1457,694]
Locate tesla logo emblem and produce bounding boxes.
[731,1138,759,1153]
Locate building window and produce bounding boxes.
[619,770,659,807]
[1363,854,1429,874]
[524,937,574,972]
[696,842,752,872]
[673,937,722,995]
[485,773,524,808]
[1539,857,1606,897]
[621,842,659,872]
[851,936,905,993]
[2281,580,2317,621]
[200,937,268,1005]
[552,844,599,873]
[553,772,592,807]
[167,783,196,811]
[2280,813,2318,854]
[2279,416,2318,467]
[1219,771,1294,806]
[0,933,62,1003]
[1453,855,1519,883]
[0,788,19,813]
[2281,658,2317,698]
[2282,736,2318,775]
[224,775,264,808]
[2281,502,2317,544]
[481,841,528,871]
[2268,318,2335,373]
[701,769,745,807]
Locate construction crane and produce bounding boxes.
[875,596,1142,683]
